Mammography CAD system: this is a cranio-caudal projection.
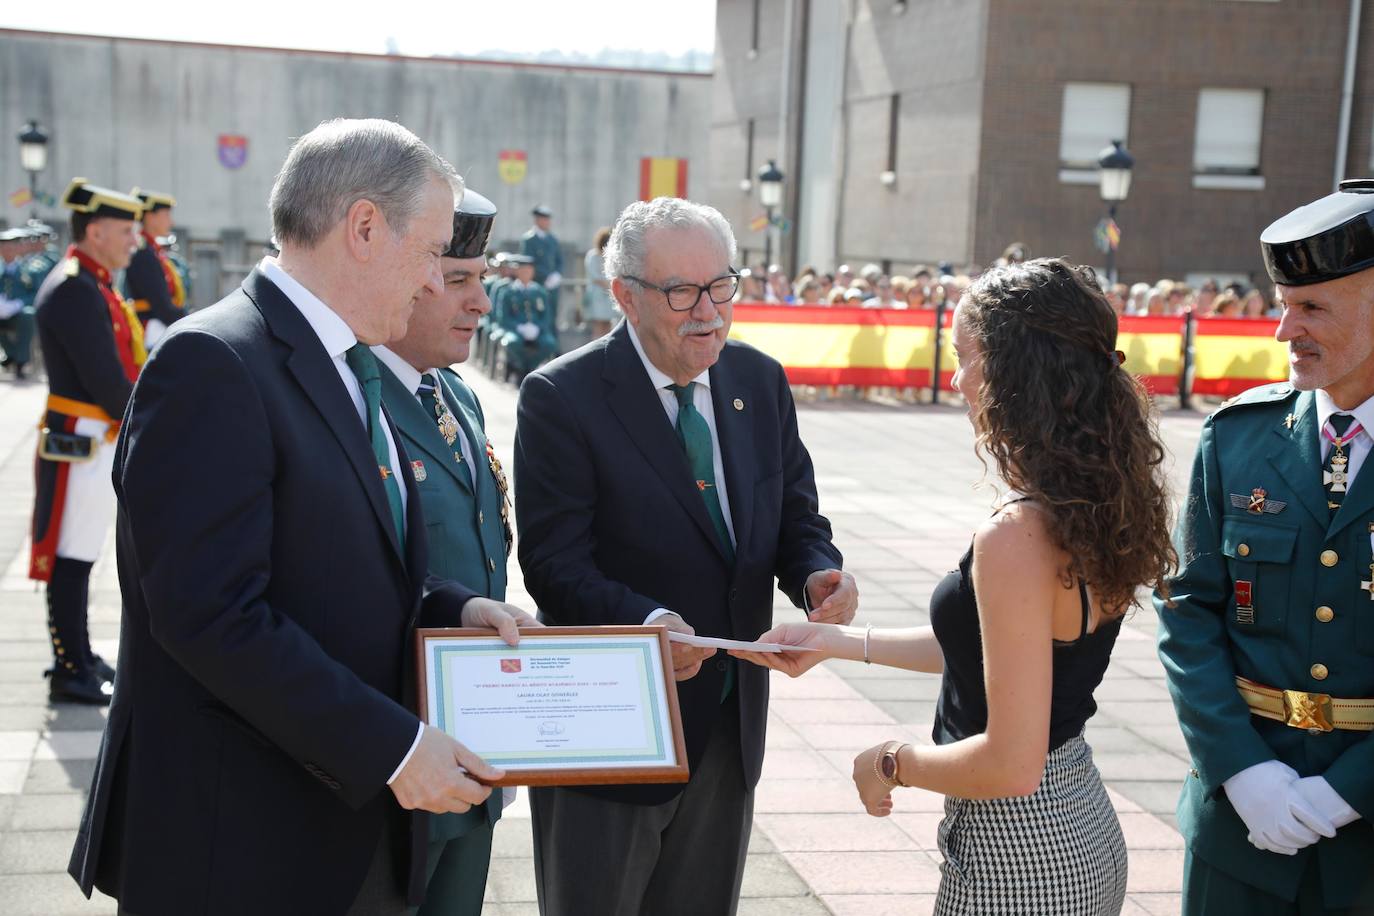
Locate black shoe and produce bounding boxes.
[91,654,116,684]
[46,668,113,706]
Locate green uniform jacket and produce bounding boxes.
[1156,383,1374,907]
[379,363,512,843]
[519,230,562,285]
[492,282,557,373]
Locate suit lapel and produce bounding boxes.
[246,269,405,566]
[378,363,471,494]
[602,326,727,560]
[1265,390,1327,527]
[709,353,753,560]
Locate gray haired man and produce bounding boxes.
[69,118,534,915]
[514,197,855,914]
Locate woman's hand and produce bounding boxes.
[852,743,896,817]
[728,622,835,677]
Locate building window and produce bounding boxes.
[1193,88,1265,189]
[1059,83,1130,184]
[1059,82,1131,177]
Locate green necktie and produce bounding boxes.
[667,382,736,701]
[344,344,406,546]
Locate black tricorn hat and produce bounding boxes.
[131,188,177,212]
[444,187,497,259]
[61,178,142,221]
[1262,179,1374,286]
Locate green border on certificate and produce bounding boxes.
[431,640,670,766]
[415,626,690,787]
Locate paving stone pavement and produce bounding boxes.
[0,365,1206,914]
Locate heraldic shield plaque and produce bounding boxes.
[415,626,689,787]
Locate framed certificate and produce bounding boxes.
[414,625,690,787]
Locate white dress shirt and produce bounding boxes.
[373,348,478,488]
[259,258,421,783]
[626,322,737,625]
[1315,388,1374,486]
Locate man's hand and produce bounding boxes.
[1224,760,1337,855]
[389,725,503,814]
[806,569,858,624]
[461,597,542,646]
[657,613,716,681]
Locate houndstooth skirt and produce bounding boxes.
[934,735,1127,916]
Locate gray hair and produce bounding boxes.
[269,118,461,249]
[602,197,737,281]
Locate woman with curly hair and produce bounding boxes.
[732,258,1177,915]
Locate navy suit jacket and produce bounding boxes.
[68,269,478,914]
[514,322,841,805]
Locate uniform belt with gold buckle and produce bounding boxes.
[1235,675,1374,733]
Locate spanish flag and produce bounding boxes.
[639,158,688,201]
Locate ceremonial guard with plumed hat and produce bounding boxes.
[30,179,145,705]
[123,188,186,346]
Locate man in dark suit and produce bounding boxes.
[514,197,858,915]
[68,118,532,916]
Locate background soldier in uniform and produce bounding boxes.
[124,188,185,345]
[374,186,530,916]
[520,204,562,329]
[491,255,556,384]
[30,179,145,705]
[1159,179,1374,914]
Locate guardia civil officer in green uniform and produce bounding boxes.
[520,204,563,323]
[373,186,532,916]
[0,227,35,377]
[491,254,556,383]
[1158,178,1374,914]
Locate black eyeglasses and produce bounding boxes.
[625,271,740,312]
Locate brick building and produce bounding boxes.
[708,0,1372,286]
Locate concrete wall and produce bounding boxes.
[0,30,711,260]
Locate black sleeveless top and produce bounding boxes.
[928,509,1122,751]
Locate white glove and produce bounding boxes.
[1224,761,1337,855]
[517,322,540,342]
[144,318,168,348]
[545,271,562,289]
[1293,776,1361,830]
[0,296,22,320]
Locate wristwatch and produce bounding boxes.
[876,741,910,789]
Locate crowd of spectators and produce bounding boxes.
[738,243,1281,322]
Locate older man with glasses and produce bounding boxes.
[513,197,858,915]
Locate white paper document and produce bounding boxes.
[668,631,819,653]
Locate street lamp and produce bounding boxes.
[757,158,784,270]
[1097,139,1134,285]
[18,120,49,221]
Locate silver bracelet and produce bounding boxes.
[863,623,873,664]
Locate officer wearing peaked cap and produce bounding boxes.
[371,185,534,916]
[124,188,186,346]
[1158,179,1374,914]
[30,179,145,705]
[520,204,563,329]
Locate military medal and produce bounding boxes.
[1322,417,1364,493]
[1229,488,1286,515]
[486,439,514,556]
[432,397,460,447]
[411,460,427,482]
[1234,579,1255,625]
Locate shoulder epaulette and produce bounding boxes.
[1214,382,1296,416]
